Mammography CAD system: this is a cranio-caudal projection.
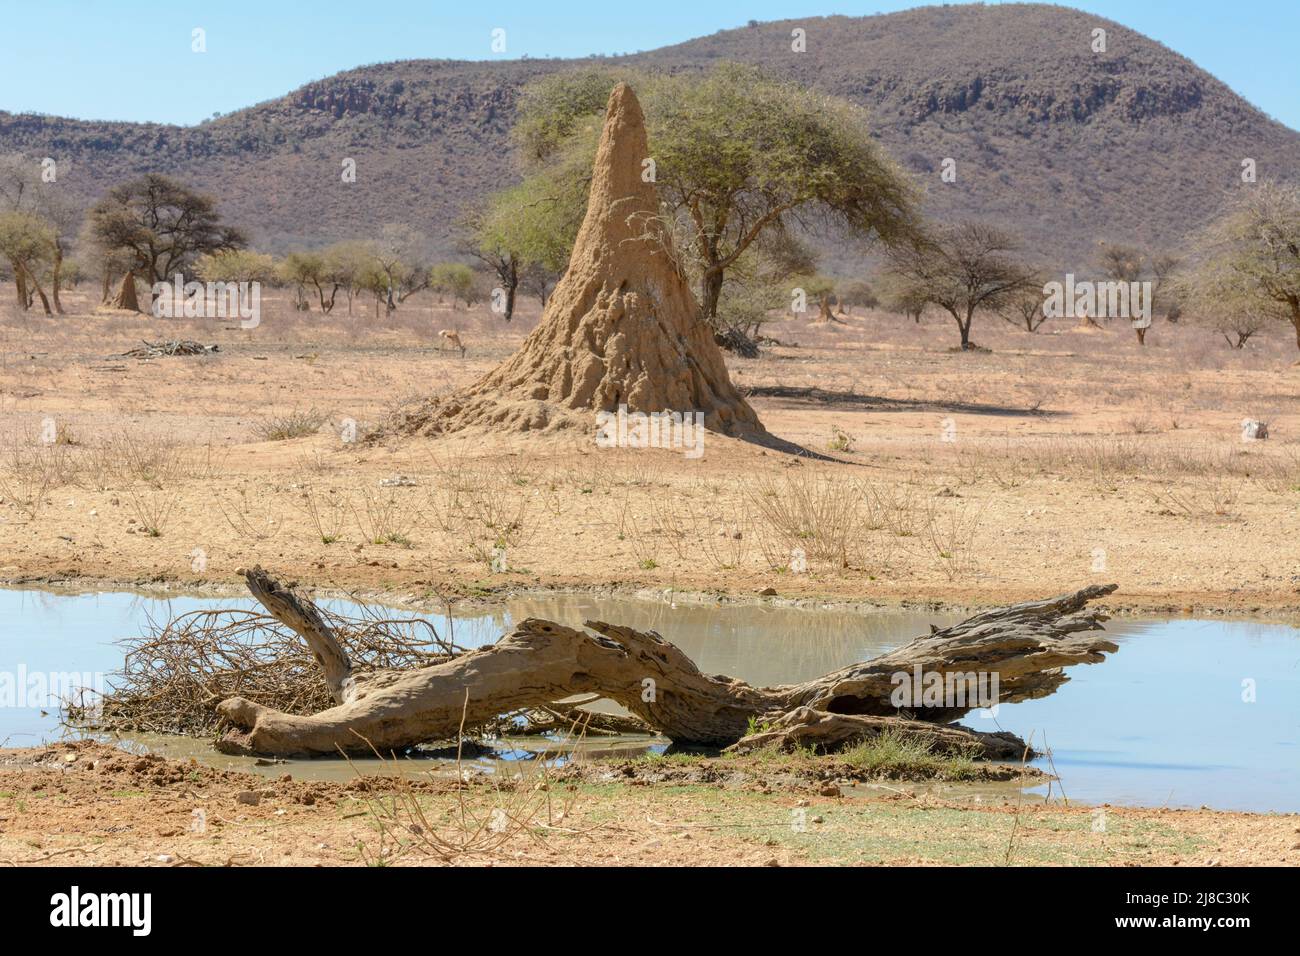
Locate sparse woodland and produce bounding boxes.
[0,3,1299,873]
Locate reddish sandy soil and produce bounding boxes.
[1,286,1297,617]
[2,289,1298,867]
[3,742,1296,867]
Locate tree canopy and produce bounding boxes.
[884,221,1037,349]
[1180,181,1300,351]
[88,174,246,292]
[491,64,920,325]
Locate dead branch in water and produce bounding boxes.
[206,567,1117,759]
[88,594,463,737]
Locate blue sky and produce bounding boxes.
[4,1,1297,129]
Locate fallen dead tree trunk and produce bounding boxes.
[216,568,1118,758]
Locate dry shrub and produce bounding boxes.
[1257,445,1300,494]
[690,497,753,571]
[252,408,326,441]
[90,605,462,737]
[352,485,418,547]
[920,497,985,580]
[347,724,584,866]
[125,486,178,537]
[1154,473,1243,518]
[0,428,76,519]
[295,481,348,543]
[218,485,283,540]
[425,454,534,567]
[185,433,231,481]
[80,428,186,489]
[746,468,875,570]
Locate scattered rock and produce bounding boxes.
[1241,419,1268,440]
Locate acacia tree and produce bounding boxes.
[1216,308,1268,349]
[194,249,274,284]
[279,247,355,314]
[1184,181,1300,351]
[88,174,245,309]
[39,194,79,315]
[0,211,56,314]
[461,202,518,321]
[507,64,919,325]
[800,274,841,322]
[1177,245,1276,350]
[371,223,432,312]
[1096,242,1181,344]
[278,251,322,311]
[190,249,274,320]
[463,142,590,316]
[0,156,58,312]
[836,279,878,316]
[1005,283,1050,333]
[875,271,929,324]
[75,218,135,305]
[0,156,83,315]
[430,263,478,309]
[709,232,813,345]
[323,240,374,315]
[884,222,1037,349]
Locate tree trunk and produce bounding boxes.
[503,276,517,321]
[700,268,723,322]
[317,282,339,314]
[817,295,845,323]
[25,266,53,316]
[955,309,973,349]
[216,567,1119,758]
[51,243,67,315]
[498,256,518,322]
[13,263,28,310]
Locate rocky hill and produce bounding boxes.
[2,3,1296,272]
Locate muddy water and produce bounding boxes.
[1,587,1296,812]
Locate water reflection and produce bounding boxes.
[0,587,1296,812]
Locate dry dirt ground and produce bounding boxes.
[1,285,1297,616]
[3,741,1296,867]
[3,288,1298,867]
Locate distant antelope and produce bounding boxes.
[437,329,465,356]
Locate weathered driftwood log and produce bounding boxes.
[216,568,1118,758]
[243,568,353,704]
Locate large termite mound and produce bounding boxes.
[393,83,765,439]
[111,272,142,312]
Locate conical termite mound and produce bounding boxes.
[391,82,765,440]
[112,271,142,312]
